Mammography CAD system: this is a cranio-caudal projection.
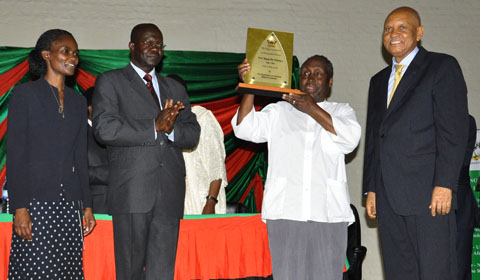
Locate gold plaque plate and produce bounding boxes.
[245,28,294,89]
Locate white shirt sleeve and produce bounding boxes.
[320,103,361,154]
[231,105,276,143]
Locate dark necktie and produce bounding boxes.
[143,73,161,108]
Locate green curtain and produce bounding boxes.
[0,47,300,213]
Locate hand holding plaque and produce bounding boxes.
[236,28,301,98]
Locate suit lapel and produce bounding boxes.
[376,69,390,120]
[123,64,161,113]
[157,74,170,108]
[383,47,427,121]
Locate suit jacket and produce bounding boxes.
[92,64,200,217]
[456,115,478,230]
[87,125,109,195]
[6,77,91,210]
[363,47,469,215]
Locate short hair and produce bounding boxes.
[302,55,334,80]
[130,23,161,43]
[28,29,73,77]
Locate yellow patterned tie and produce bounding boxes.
[387,64,405,108]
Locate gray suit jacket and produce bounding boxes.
[87,125,109,195]
[92,64,200,217]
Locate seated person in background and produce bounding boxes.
[168,74,227,215]
[233,56,361,279]
[85,88,109,214]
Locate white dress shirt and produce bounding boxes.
[387,47,419,103]
[130,62,161,103]
[232,100,361,223]
[130,62,174,141]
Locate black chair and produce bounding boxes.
[226,202,249,214]
[343,204,367,280]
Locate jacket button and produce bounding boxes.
[160,162,164,167]
[159,140,165,146]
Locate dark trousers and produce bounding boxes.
[91,193,108,214]
[456,227,474,280]
[112,204,180,280]
[456,184,477,280]
[377,180,457,280]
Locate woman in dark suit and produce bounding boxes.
[6,29,95,279]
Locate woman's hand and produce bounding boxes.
[83,208,96,236]
[238,58,250,82]
[14,208,33,240]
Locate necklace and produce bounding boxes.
[48,83,65,118]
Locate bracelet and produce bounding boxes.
[206,195,218,204]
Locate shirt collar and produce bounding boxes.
[391,46,419,68]
[130,61,156,80]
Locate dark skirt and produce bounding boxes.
[8,189,84,279]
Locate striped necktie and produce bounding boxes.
[143,74,161,108]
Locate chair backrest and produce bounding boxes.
[346,204,367,280]
[348,204,362,248]
[226,202,249,214]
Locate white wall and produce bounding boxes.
[1,0,479,279]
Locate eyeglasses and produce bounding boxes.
[143,41,166,50]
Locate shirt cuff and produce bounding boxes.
[153,119,157,140]
[166,130,175,142]
[153,119,175,142]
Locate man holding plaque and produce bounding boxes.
[233,56,361,279]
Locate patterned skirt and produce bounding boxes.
[8,189,84,279]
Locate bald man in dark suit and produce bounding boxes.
[363,7,469,280]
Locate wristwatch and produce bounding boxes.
[206,195,218,204]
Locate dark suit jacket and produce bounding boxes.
[363,47,469,215]
[6,77,92,211]
[456,115,478,230]
[87,125,109,194]
[87,125,109,213]
[92,63,200,217]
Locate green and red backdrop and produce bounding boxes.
[0,47,300,212]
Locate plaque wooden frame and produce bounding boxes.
[236,83,302,99]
